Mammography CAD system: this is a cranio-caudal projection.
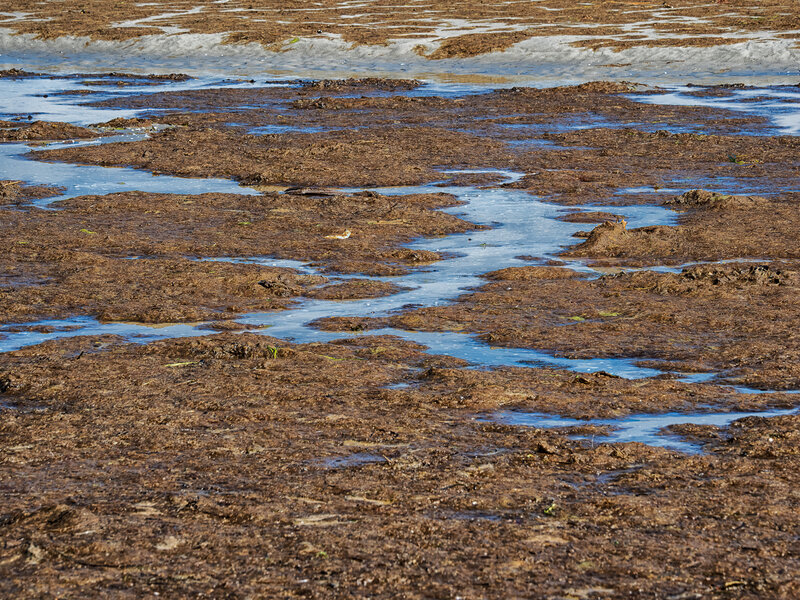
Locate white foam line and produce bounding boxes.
[2,30,800,85]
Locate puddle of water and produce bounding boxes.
[0,140,260,207]
[0,74,284,125]
[447,510,503,522]
[634,87,800,135]
[489,407,800,454]
[0,316,210,352]
[190,256,320,275]
[247,124,330,135]
[318,453,387,469]
[386,381,413,390]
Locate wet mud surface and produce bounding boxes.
[2,333,800,598]
[565,191,800,263]
[0,188,475,324]
[4,1,800,54]
[0,180,63,206]
[37,82,778,197]
[0,120,101,142]
[326,261,800,390]
[3,76,800,597]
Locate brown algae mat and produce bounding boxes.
[2,78,800,597]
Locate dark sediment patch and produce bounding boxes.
[304,279,410,301]
[0,180,64,206]
[556,210,625,223]
[1,332,799,597]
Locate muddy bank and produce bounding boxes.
[0,188,477,324]
[37,126,514,189]
[1,333,799,598]
[565,190,800,263]
[0,180,63,206]
[317,261,800,390]
[0,253,324,325]
[507,128,800,206]
[0,120,100,142]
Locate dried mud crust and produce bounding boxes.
[0,188,477,323]
[318,262,800,390]
[3,0,799,54]
[1,333,800,598]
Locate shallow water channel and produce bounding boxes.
[2,75,799,452]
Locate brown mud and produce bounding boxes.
[36,82,776,199]
[0,120,100,142]
[0,188,476,324]
[38,125,513,188]
[0,180,64,206]
[4,1,799,54]
[320,261,800,390]
[3,78,800,597]
[1,333,800,598]
[565,191,800,263]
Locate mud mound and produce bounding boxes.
[304,279,409,300]
[639,263,798,296]
[485,266,582,281]
[425,31,533,59]
[0,69,42,78]
[557,80,640,94]
[96,117,158,129]
[556,210,624,223]
[665,189,767,210]
[384,249,443,264]
[721,414,800,458]
[0,180,63,206]
[0,121,99,142]
[566,220,629,255]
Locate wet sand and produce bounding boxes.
[2,75,800,598]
